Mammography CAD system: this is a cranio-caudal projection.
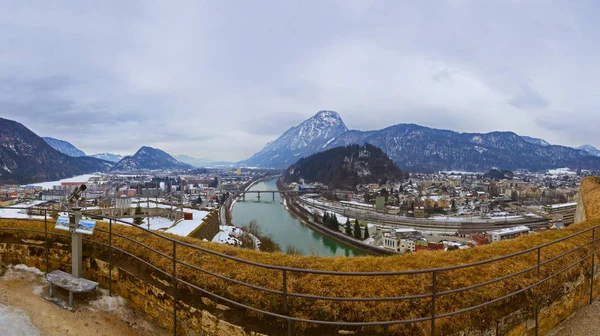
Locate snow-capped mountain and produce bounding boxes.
[578,144,600,157]
[42,137,86,157]
[111,146,192,171]
[520,136,551,147]
[90,153,124,163]
[175,155,233,167]
[239,110,349,168]
[324,124,600,172]
[0,118,110,183]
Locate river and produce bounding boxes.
[232,178,363,257]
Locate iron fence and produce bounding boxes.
[0,206,598,336]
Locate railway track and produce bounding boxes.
[297,198,550,233]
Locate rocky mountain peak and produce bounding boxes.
[239,110,349,168]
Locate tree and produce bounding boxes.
[363,191,370,203]
[363,223,369,240]
[322,212,329,224]
[345,218,352,235]
[353,219,362,239]
[133,205,144,225]
[451,199,457,212]
[511,191,519,202]
[329,214,339,231]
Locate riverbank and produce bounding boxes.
[232,178,363,256]
[276,179,395,256]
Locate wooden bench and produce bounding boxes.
[46,270,99,309]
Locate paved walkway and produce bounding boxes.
[0,265,166,336]
[548,298,600,336]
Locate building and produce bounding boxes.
[487,226,530,242]
[0,197,18,207]
[381,228,426,253]
[414,206,425,218]
[115,196,132,209]
[41,190,67,202]
[543,202,577,214]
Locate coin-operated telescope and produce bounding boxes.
[68,184,87,207]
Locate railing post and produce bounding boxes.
[282,270,292,336]
[535,246,541,336]
[109,219,113,297]
[172,240,177,336]
[431,270,437,336]
[591,228,596,305]
[282,270,288,312]
[44,210,49,274]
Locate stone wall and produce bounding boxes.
[0,241,265,336]
[575,193,587,224]
[189,210,220,240]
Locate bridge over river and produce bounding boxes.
[232,179,363,256]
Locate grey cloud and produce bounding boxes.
[0,0,599,160]
[509,84,549,110]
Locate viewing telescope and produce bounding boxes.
[68,184,87,205]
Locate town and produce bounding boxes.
[0,166,586,255]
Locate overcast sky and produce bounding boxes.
[1,1,599,161]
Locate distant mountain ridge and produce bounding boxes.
[111,146,192,171]
[42,137,86,157]
[241,111,600,172]
[239,110,348,168]
[578,144,600,157]
[325,123,600,172]
[175,155,233,167]
[520,136,551,147]
[0,118,110,184]
[90,153,124,163]
[284,143,407,190]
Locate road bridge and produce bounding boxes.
[239,189,351,201]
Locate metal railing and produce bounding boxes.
[0,206,599,336]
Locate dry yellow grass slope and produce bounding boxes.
[1,177,599,334]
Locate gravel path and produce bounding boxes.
[548,298,600,336]
[0,265,167,336]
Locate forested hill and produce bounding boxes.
[284,144,407,190]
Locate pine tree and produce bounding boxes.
[363,224,369,240]
[345,218,352,235]
[133,204,144,225]
[330,214,339,231]
[322,212,329,225]
[353,219,362,239]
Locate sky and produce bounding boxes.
[1,1,599,161]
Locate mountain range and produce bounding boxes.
[42,137,86,157]
[240,110,348,168]
[111,146,192,171]
[0,118,110,184]
[242,111,600,172]
[90,153,124,163]
[578,144,600,157]
[175,155,233,167]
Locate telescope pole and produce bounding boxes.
[71,206,83,278]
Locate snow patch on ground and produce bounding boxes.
[211,226,244,246]
[88,289,126,313]
[0,304,41,336]
[13,264,44,276]
[24,173,102,189]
